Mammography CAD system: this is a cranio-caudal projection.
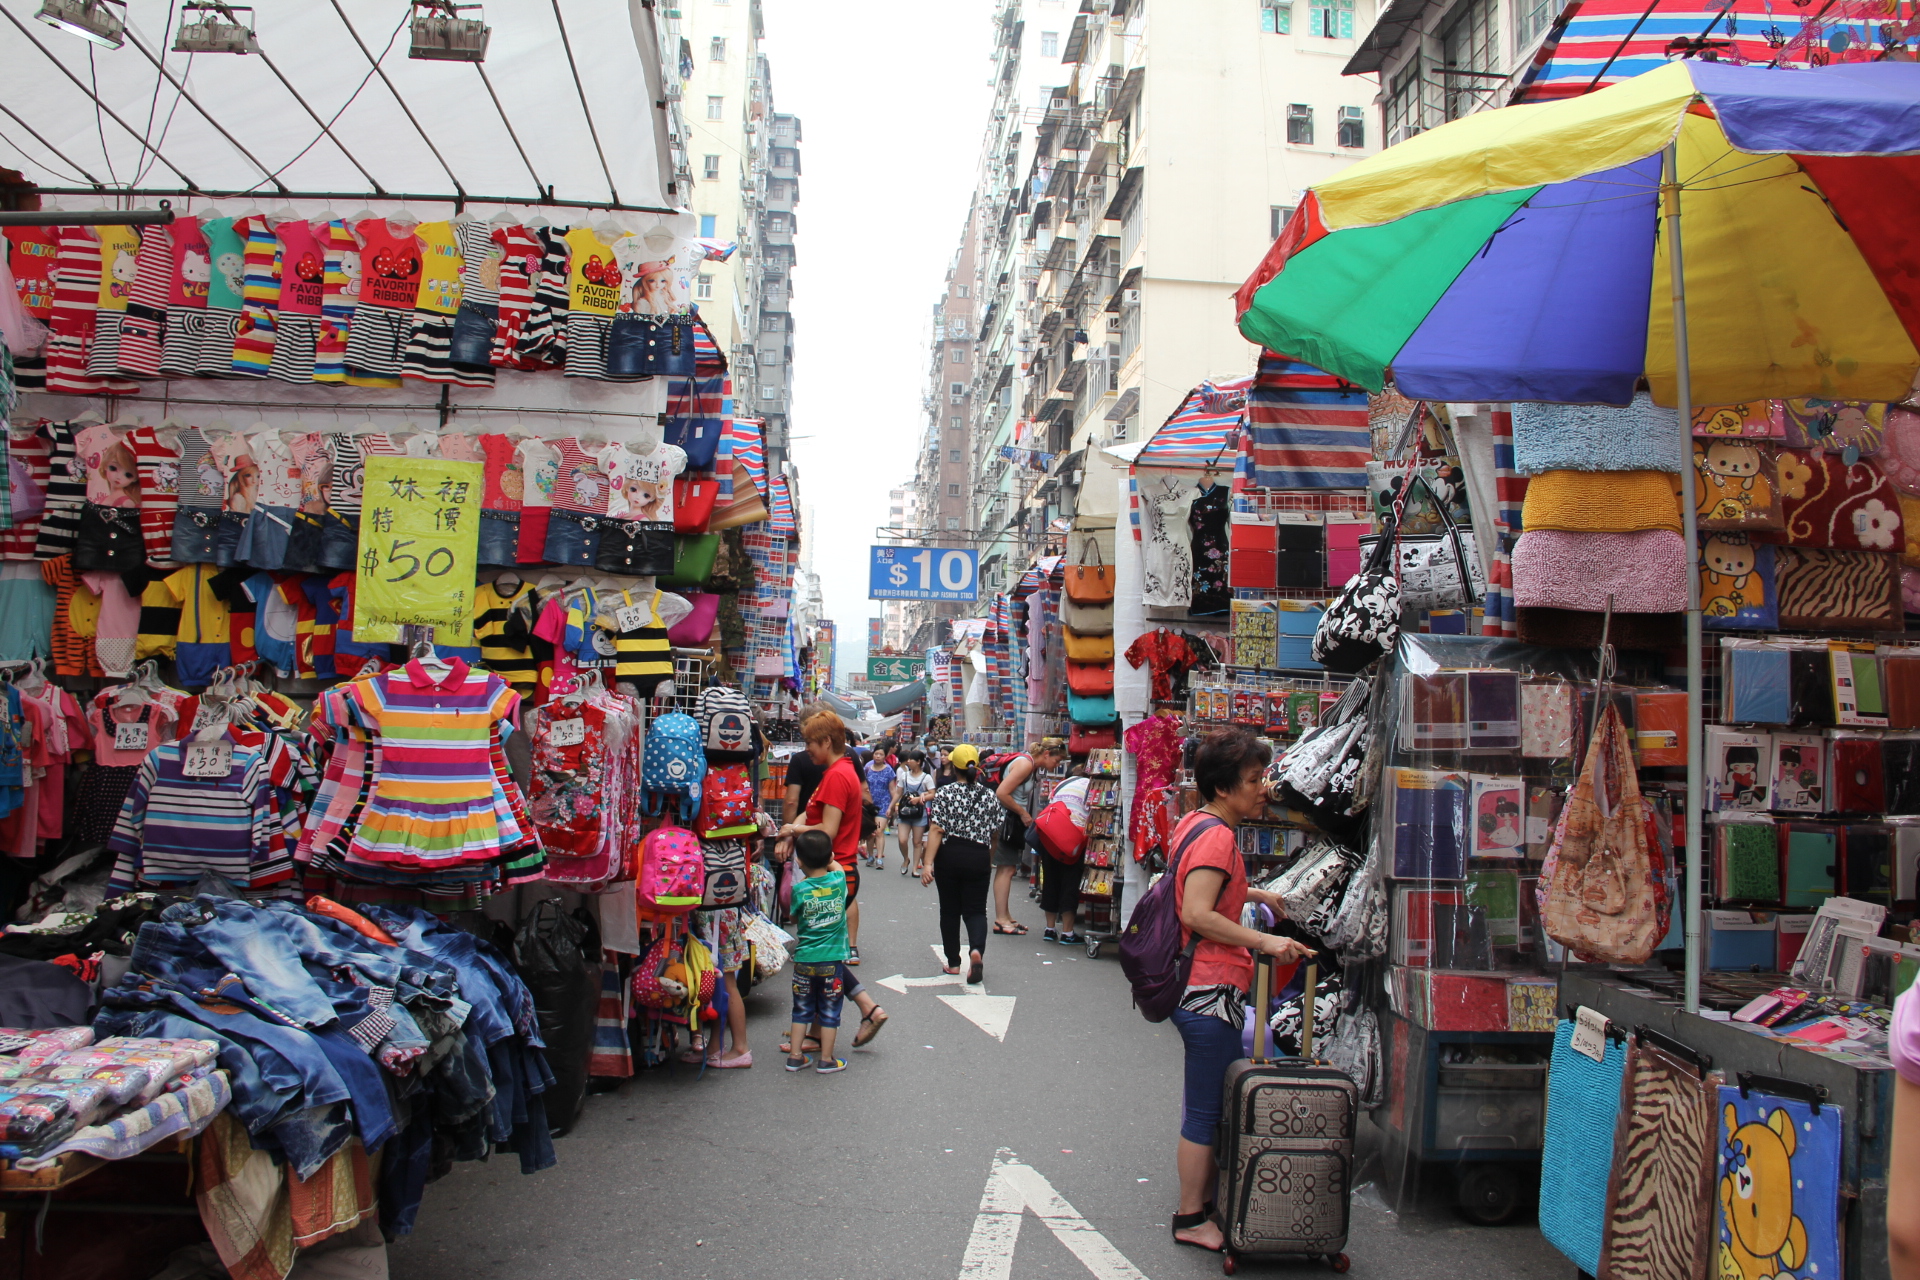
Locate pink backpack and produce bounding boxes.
[637,826,705,916]
[696,763,757,839]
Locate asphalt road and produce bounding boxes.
[391,859,1573,1280]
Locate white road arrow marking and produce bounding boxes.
[876,972,971,993]
[938,993,1016,1041]
[959,1149,1149,1280]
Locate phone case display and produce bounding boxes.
[1708,727,1773,811]
[1469,776,1526,859]
[1768,733,1827,813]
[1714,816,1782,904]
[1779,823,1839,908]
[1387,769,1468,880]
[1522,680,1577,758]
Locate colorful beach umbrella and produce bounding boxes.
[1235,60,1920,409]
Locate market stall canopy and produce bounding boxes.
[1104,374,1250,470]
[870,680,927,717]
[0,0,675,210]
[1234,61,1920,408]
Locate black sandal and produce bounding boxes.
[1171,1210,1223,1252]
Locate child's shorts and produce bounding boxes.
[790,961,845,1030]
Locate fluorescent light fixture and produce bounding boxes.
[173,2,257,54]
[408,1,489,62]
[34,0,125,48]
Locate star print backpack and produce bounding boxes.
[696,763,758,840]
[642,711,707,823]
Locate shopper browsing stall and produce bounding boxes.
[778,709,867,964]
[1030,767,1091,945]
[893,749,935,878]
[991,737,1066,935]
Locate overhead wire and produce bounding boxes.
[327,0,466,199]
[129,0,178,187]
[120,25,289,194]
[0,102,101,188]
[248,8,409,194]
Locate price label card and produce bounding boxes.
[547,717,587,748]
[1570,1005,1611,1063]
[613,603,648,632]
[112,721,150,752]
[192,701,225,732]
[182,740,235,779]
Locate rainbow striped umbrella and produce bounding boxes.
[1236,60,1920,409]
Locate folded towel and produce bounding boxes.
[1521,470,1683,534]
[1512,394,1684,475]
[1693,440,1782,531]
[1512,530,1688,613]
[1775,448,1902,551]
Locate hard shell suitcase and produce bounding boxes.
[1216,960,1356,1274]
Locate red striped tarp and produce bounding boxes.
[1245,353,1372,490]
[1135,375,1252,469]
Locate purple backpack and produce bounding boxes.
[1118,816,1224,1022]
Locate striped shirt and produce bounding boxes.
[337,659,525,867]
[174,428,223,511]
[34,421,86,560]
[474,581,544,694]
[230,215,279,378]
[106,732,293,891]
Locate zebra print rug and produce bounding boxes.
[1597,1038,1718,1280]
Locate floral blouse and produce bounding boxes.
[1125,714,1185,856]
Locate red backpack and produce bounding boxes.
[696,763,758,839]
[978,752,1026,789]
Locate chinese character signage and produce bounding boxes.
[867,655,927,683]
[355,457,484,647]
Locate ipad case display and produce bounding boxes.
[1466,670,1522,751]
[1830,641,1888,728]
[1469,775,1526,859]
[1842,824,1894,905]
[1632,689,1688,767]
[1522,680,1576,759]
[1768,733,1828,814]
[1831,735,1888,814]
[1389,768,1468,880]
[1707,727,1773,811]
[1780,823,1840,909]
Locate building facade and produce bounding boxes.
[1345,0,1557,142]
[909,0,1382,651]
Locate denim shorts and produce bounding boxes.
[790,961,845,1030]
[171,508,220,564]
[285,510,325,573]
[541,509,602,567]
[319,510,359,573]
[478,509,521,567]
[241,503,295,570]
[214,510,249,567]
[449,301,498,370]
[606,316,695,378]
[73,503,147,573]
[592,520,675,575]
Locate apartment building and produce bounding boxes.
[675,0,801,474]
[1345,0,1556,139]
[929,0,1381,639]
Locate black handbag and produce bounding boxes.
[1356,472,1481,612]
[1311,518,1400,674]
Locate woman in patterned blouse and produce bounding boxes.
[920,744,1005,984]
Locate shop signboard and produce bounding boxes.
[869,546,978,601]
[868,654,927,682]
[355,457,485,647]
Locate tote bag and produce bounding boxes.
[1065,660,1113,696]
[1061,595,1114,634]
[1064,537,1116,604]
[659,534,721,587]
[1069,723,1117,753]
[663,375,727,468]
[666,592,721,646]
[709,463,770,531]
[1543,704,1659,964]
[673,474,720,534]
[1063,627,1114,663]
[1068,691,1117,725]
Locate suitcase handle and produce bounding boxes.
[1252,955,1318,1065]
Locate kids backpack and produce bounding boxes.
[699,838,748,908]
[697,763,758,839]
[642,711,707,822]
[637,825,706,916]
[695,685,760,762]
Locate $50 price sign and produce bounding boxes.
[354,457,485,647]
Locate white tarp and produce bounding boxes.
[0,0,673,210]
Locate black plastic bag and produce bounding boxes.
[511,899,601,1137]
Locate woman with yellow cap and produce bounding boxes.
[920,744,1004,984]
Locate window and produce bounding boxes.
[696,272,714,300]
[763,315,785,331]
[1386,62,1425,142]
[699,213,717,238]
[1514,0,1555,48]
[760,349,780,365]
[946,517,961,530]
[1261,0,1292,32]
[956,283,970,298]
[709,35,726,60]
[950,382,966,404]
[1443,0,1500,120]
[1287,104,1314,146]
[1270,205,1296,239]
[1040,30,1059,56]
[949,416,964,432]
[948,484,962,497]
[1307,0,1354,37]
[1338,106,1366,148]
[950,450,963,463]
[702,154,720,180]
[951,347,966,363]
[706,95,724,120]
[761,387,778,399]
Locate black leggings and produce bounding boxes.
[934,837,992,967]
[1039,850,1082,916]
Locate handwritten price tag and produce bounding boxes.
[613,603,648,632]
[182,740,234,779]
[1570,1005,1611,1063]
[112,721,151,752]
[547,718,587,748]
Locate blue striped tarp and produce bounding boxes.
[1246,353,1371,490]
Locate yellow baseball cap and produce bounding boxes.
[947,743,981,770]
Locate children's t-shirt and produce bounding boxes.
[5,227,57,318]
[248,431,304,509]
[454,220,504,308]
[413,221,464,315]
[275,219,324,316]
[96,226,141,314]
[478,435,523,510]
[598,441,686,523]
[166,217,211,310]
[789,867,850,964]
[355,219,423,311]
[610,228,701,320]
[550,438,608,515]
[563,227,621,318]
[516,439,559,510]
[214,433,259,514]
[201,218,245,310]
[75,425,140,507]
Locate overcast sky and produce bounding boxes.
[763,0,995,683]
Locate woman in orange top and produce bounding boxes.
[1167,728,1313,1254]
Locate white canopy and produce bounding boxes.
[0,0,675,212]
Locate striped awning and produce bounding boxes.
[1133,374,1252,469]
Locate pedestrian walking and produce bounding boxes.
[991,738,1067,935]
[892,749,935,878]
[921,744,1005,984]
[785,830,851,1074]
[864,749,896,869]
[1162,729,1313,1253]
[1889,979,1920,1278]
[778,708,868,965]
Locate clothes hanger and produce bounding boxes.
[524,210,551,230]
[488,207,519,229]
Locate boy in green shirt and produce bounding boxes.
[787,830,851,1073]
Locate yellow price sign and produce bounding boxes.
[354,456,484,647]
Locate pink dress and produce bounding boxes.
[1124,714,1184,858]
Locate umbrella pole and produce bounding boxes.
[1664,140,1704,1015]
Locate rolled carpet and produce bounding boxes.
[1521,470,1683,534]
[1512,393,1684,475]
